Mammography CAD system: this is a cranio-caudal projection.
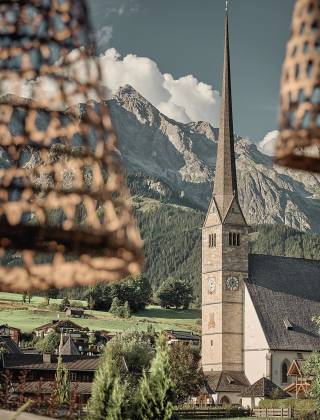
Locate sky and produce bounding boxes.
[87,0,295,142]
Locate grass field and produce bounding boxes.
[0,292,201,334]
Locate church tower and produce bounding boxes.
[202,5,248,374]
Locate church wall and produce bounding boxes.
[216,392,242,405]
[244,287,270,384]
[271,350,311,387]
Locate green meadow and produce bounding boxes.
[0,292,201,334]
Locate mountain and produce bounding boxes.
[108,85,320,233]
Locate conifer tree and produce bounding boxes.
[86,348,124,420]
[136,335,174,420]
[55,355,71,405]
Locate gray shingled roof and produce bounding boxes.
[247,254,320,351]
[205,371,250,393]
[0,336,21,354]
[242,377,290,398]
[60,337,80,356]
[3,354,100,371]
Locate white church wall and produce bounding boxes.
[217,392,242,405]
[242,396,263,409]
[271,350,311,387]
[244,286,270,384]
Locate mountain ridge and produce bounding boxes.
[109,85,320,232]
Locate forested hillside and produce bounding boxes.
[129,174,320,305]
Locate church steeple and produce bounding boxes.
[213,5,238,220]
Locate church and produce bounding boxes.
[201,5,320,405]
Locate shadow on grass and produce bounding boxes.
[135,306,201,321]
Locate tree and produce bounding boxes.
[157,278,193,309]
[55,355,70,405]
[59,296,70,312]
[109,298,131,319]
[303,352,320,409]
[86,346,124,420]
[35,332,60,353]
[169,343,205,403]
[137,335,175,420]
[110,275,152,312]
[44,288,59,305]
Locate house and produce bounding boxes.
[201,6,320,405]
[0,325,21,345]
[242,377,290,409]
[16,381,92,405]
[65,307,85,318]
[164,330,200,347]
[33,320,87,338]
[1,353,100,384]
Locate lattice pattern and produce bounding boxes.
[276,0,320,172]
[0,0,143,291]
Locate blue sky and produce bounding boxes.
[87,0,295,142]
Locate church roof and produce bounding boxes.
[205,371,250,393]
[247,254,320,351]
[212,10,238,220]
[242,377,290,398]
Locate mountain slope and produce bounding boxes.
[109,85,320,232]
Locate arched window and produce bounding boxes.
[220,396,230,406]
[281,360,289,383]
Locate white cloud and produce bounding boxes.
[258,130,279,156]
[99,48,221,126]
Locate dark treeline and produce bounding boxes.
[51,174,320,306]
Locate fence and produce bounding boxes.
[253,408,292,418]
[175,407,251,419]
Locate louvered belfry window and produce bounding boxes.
[0,0,143,291]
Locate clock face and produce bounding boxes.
[226,276,239,291]
[208,277,216,294]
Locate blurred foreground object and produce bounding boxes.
[0,0,143,291]
[276,0,320,172]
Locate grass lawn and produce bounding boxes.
[0,292,201,334]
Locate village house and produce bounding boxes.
[201,6,320,405]
[0,325,21,345]
[65,307,85,318]
[164,330,200,347]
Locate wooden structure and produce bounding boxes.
[64,307,85,318]
[276,0,320,172]
[0,0,143,292]
[284,358,312,398]
[253,408,292,418]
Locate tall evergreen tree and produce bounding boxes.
[86,347,124,420]
[55,355,71,405]
[137,336,174,420]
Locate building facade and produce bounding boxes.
[201,5,320,405]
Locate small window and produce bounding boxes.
[211,340,213,346]
[281,361,289,384]
[70,372,77,381]
[229,232,240,247]
[209,233,216,248]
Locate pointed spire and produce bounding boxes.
[213,5,238,219]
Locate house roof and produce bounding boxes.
[242,377,290,398]
[247,254,320,351]
[0,336,22,354]
[3,354,100,371]
[164,330,200,341]
[0,325,21,333]
[34,320,86,332]
[205,371,250,393]
[65,307,84,313]
[60,337,80,356]
[18,382,92,395]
